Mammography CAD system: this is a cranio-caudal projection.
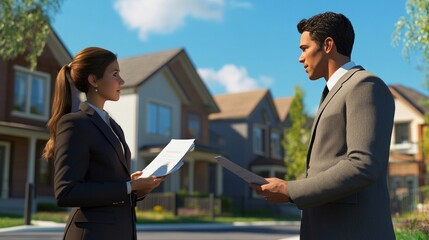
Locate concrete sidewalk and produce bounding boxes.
[0,220,301,233]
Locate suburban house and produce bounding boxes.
[273,97,293,128]
[3,25,428,217]
[0,29,72,213]
[388,84,429,198]
[208,89,292,212]
[104,48,223,196]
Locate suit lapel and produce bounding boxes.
[79,103,130,173]
[305,66,364,170]
[109,118,131,170]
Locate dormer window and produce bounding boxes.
[12,66,50,120]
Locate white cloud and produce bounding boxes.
[114,0,223,40]
[198,64,272,93]
[114,0,252,40]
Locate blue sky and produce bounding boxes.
[52,0,426,115]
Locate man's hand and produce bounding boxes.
[250,178,290,203]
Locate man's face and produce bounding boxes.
[298,31,328,80]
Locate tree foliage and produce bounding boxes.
[392,0,429,63]
[282,86,310,180]
[392,0,429,83]
[0,0,62,69]
[393,0,429,173]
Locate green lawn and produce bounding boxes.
[393,214,429,240]
[0,213,24,228]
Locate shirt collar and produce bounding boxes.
[326,61,356,91]
[85,102,109,124]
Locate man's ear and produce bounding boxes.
[87,74,98,88]
[323,37,334,53]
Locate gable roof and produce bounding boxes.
[389,84,429,116]
[119,48,183,88]
[274,97,293,122]
[46,26,72,65]
[209,89,270,120]
[118,48,219,113]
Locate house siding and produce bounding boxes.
[0,59,8,120]
[210,120,249,199]
[168,56,211,145]
[137,70,182,145]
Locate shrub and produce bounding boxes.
[37,202,67,212]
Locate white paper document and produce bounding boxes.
[140,139,195,178]
[215,156,268,185]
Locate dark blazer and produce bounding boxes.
[288,67,396,240]
[54,102,135,240]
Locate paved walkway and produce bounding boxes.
[0,220,300,239]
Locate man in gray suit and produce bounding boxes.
[251,12,396,239]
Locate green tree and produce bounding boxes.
[0,0,62,70]
[282,86,310,180]
[393,0,429,173]
[392,0,429,81]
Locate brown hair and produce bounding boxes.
[42,47,117,159]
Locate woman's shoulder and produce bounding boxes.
[57,110,90,128]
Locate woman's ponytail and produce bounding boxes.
[42,64,72,160]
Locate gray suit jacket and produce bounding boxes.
[288,67,396,240]
[54,102,135,240]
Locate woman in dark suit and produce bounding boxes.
[43,47,163,240]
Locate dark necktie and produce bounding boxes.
[320,86,329,106]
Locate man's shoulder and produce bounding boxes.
[347,67,387,86]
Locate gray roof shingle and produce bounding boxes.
[119,48,183,88]
[389,84,429,115]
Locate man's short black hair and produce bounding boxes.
[297,12,355,57]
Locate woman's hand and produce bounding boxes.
[130,173,165,197]
[131,171,143,180]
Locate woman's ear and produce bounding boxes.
[87,74,98,88]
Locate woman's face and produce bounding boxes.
[96,60,124,102]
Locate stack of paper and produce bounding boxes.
[140,139,195,178]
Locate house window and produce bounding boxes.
[13,66,50,120]
[147,102,172,137]
[253,126,266,154]
[187,112,201,139]
[395,122,410,144]
[0,142,10,199]
[270,131,282,159]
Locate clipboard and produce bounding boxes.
[215,156,268,185]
